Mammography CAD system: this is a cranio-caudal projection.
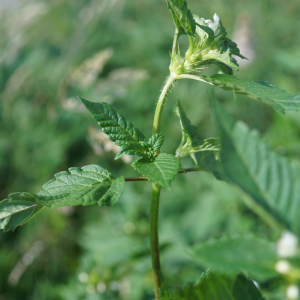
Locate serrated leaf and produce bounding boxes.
[174,101,220,161]
[177,272,264,300]
[115,142,147,160]
[195,138,220,157]
[174,101,200,148]
[203,74,300,114]
[210,96,300,234]
[0,165,124,231]
[132,153,181,188]
[80,97,147,158]
[38,164,112,197]
[147,133,164,155]
[0,193,42,232]
[99,176,125,206]
[166,0,196,36]
[202,49,240,70]
[191,235,277,281]
[37,164,125,208]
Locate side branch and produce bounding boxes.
[125,177,149,182]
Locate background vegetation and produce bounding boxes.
[0,0,300,299]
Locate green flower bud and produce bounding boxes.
[170,13,247,76]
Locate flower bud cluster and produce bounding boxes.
[170,13,246,76]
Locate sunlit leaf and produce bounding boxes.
[203,74,300,114]
[132,153,181,188]
[80,97,147,159]
[147,133,164,155]
[166,0,196,36]
[37,164,125,207]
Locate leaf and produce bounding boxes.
[191,235,277,281]
[174,101,220,161]
[210,96,300,234]
[147,133,164,155]
[174,101,222,179]
[196,138,221,158]
[202,49,240,71]
[174,101,200,149]
[80,97,147,159]
[99,175,125,206]
[132,153,181,188]
[196,152,224,180]
[232,275,265,300]
[166,0,196,36]
[177,272,264,300]
[37,164,125,208]
[0,165,125,231]
[114,142,147,160]
[203,74,300,114]
[0,193,42,232]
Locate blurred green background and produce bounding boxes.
[0,0,299,299]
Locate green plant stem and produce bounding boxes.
[153,74,177,135]
[150,74,177,300]
[150,182,162,300]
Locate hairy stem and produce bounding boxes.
[150,74,177,299]
[153,74,177,135]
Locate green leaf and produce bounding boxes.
[191,235,277,281]
[0,193,42,232]
[174,101,220,161]
[0,165,125,231]
[174,101,200,149]
[232,275,265,300]
[210,96,300,234]
[177,272,264,300]
[147,133,164,155]
[37,165,125,208]
[114,142,147,160]
[196,152,224,180]
[203,74,300,114]
[195,138,220,158]
[202,49,240,71]
[80,97,147,159]
[166,0,196,36]
[132,153,181,188]
[100,175,126,206]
